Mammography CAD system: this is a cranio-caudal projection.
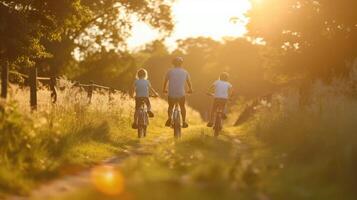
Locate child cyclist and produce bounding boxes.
[207,72,233,127]
[131,68,159,129]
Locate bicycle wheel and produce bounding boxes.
[173,109,181,139]
[143,125,147,137]
[213,114,222,137]
[138,125,148,138]
[137,109,148,138]
[174,125,181,138]
[138,126,144,138]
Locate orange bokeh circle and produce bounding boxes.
[90,165,125,196]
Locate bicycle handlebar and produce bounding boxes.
[206,92,214,97]
[206,92,234,102]
[149,94,159,98]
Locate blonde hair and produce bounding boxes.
[219,72,229,81]
[136,68,148,80]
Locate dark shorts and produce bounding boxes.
[212,98,228,110]
[135,97,150,109]
[168,96,186,106]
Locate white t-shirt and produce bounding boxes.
[213,80,232,99]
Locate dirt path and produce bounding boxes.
[7,126,246,200]
[7,135,168,200]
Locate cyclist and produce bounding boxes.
[131,68,159,129]
[163,57,193,128]
[207,72,233,127]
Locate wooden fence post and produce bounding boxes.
[1,64,8,99]
[109,88,115,102]
[88,81,94,103]
[29,67,37,110]
[50,76,57,103]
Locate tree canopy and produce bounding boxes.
[0,0,173,74]
[138,38,273,115]
[248,0,357,81]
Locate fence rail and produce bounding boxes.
[1,65,119,110]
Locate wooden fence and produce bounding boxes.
[0,65,118,110]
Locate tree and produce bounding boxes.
[43,0,174,75]
[0,0,174,75]
[247,0,357,81]
[0,1,51,68]
[74,50,137,91]
[141,38,272,116]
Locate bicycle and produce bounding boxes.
[171,102,182,139]
[207,93,228,137]
[212,103,225,137]
[164,90,192,139]
[135,98,149,138]
[135,95,158,138]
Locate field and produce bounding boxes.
[0,79,200,197]
[1,77,357,200]
[2,0,357,199]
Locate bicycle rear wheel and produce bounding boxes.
[137,126,146,138]
[137,109,148,138]
[174,125,181,139]
[213,114,222,137]
[173,109,181,139]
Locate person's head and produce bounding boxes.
[136,68,148,80]
[172,57,184,67]
[219,72,229,81]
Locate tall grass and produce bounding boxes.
[0,78,201,195]
[249,77,357,199]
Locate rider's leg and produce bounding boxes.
[145,98,154,117]
[167,98,175,119]
[179,97,189,128]
[207,99,218,127]
[132,98,140,129]
[166,97,174,126]
[221,99,228,119]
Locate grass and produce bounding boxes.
[2,76,357,199]
[46,78,357,200]
[246,79,357,200]
[0,79,202,196]
[50,127,265,200]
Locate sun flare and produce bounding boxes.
[128,0,252,49]
[172,0,251,39]
[91,165,125,196]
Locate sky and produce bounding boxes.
[127,0,252,50]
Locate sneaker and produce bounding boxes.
[165,119,171,127]
[182,122,189,128]
[132,123,138,129]
[207,122,213,127]
[148,111,154,118]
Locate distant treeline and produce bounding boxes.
[1,0,356,114]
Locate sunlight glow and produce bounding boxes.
[91,165,125,196]
[127,0,251,49]
[171,0,251,39]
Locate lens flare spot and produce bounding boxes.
[91,165,125,196]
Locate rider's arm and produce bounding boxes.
[228,86,233,99]
[163,72,169,93]
[186,74,193,93]
[208,84,215,93]
[150,86,159,97]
